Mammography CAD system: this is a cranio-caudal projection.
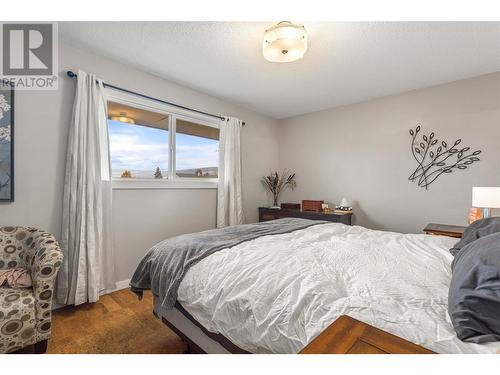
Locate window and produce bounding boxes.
[108,101,169,180]
[106,92,219,189]
[175,118,219,178]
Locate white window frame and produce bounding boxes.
[106,87,219,190]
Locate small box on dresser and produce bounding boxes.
[301,200,324,212]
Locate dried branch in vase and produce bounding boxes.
[261,170,297,207]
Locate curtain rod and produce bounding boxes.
[66,71,245,126]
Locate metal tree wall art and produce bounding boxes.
[408,125,481,189]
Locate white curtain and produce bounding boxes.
[57,70,116,306]
[217,117,244,228]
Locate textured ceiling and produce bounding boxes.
[60,22,500,119]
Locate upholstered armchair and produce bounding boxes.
[0,226,63,353]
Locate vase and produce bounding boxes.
[269,196,281,209]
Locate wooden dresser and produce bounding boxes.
[300,315,434,354]
[258,207,352,225]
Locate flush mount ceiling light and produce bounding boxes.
[110,112,135,124]
[263,21,307,63]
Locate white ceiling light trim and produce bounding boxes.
[263,21,307,63]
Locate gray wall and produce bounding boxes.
[2,42,499,282]
[278,73,500,233]
[0,43,280,282]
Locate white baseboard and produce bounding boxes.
[111,278,132,292]
[52,278,132,310]
[100,278,131,295]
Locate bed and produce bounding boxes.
[131,219,500,354]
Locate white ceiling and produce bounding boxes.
[60,22,500,119]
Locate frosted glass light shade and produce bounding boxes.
[472,187,500,208]
[263,21,307,63]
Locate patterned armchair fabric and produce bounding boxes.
[0,226,63,353]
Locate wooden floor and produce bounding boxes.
[48,289,187,354]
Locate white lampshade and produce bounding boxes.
[472,187,500,208]
[263,21,307,63]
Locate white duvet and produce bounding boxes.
[177,223,500,354]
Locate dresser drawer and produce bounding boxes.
[261,213,280,221]
[258,207,352,225]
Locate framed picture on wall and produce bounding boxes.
[0,81,14,202]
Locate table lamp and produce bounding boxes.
[472,187,500,218]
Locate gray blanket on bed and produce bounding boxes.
[130,217,326,309]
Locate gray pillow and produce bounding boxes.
[448,232,500,343]
[450,217,500,256]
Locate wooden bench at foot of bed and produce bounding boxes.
[299,315,435,354]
